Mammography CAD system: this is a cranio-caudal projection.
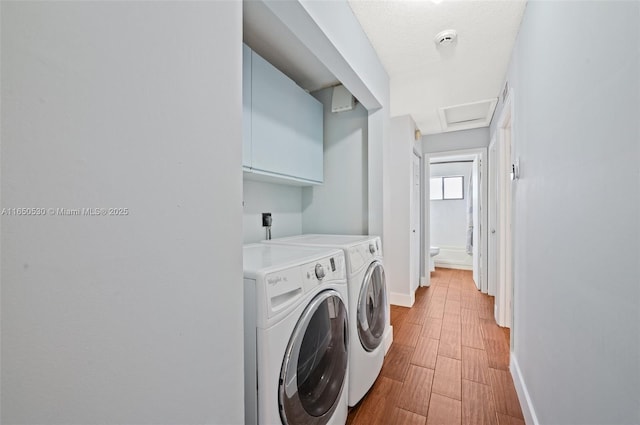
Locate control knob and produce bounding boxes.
[369,244,376,254]
[315,263,326,280]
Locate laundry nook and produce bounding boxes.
[2,1,638,424]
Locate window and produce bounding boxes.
[430,176,464,200]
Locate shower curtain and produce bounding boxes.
[466,174,473,255]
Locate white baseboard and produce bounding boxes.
[511,353,539,425]
[383,326,393,354]
[420,276,430,287]
[389,291,414,307]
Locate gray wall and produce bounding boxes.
[1,2,244,423]
[302,87,369,235]
[491,2,640,424]
[423,127,489,153]
[244,180,302,243]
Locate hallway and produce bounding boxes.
[348,268,524,425]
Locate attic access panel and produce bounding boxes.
[438,98,498,132]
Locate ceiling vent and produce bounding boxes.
[438,98,498,132]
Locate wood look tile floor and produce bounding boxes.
[347,268,524,425]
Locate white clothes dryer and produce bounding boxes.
[243,243,349,425]
[265,235,389,407]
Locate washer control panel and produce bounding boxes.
[303,253,344,289]
[264,251,345,318]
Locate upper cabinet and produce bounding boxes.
[243,44,324,185]
[242,44,252,169]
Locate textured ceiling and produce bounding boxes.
[348,0,527,135]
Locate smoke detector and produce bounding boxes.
[434,29,458,47]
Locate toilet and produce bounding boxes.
[429,246,440,272]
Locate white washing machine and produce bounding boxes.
[265,235,389,407]
[243,243,349,425]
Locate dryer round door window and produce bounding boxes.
[279,289,349,425]
[357,261,387,352]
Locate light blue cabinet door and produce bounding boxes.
[242,44,252,169]
[251,50,323,183]
[294,87,323,183]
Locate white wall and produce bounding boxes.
[243,180,302,243]
[430,162,473,269]
[423,127,489,153]
[491,2,640,424]
[302,88,368,235]
[1,2,244,423]
[387,115,420,307]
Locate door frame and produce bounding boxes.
[421,151,430,288]
[493,90,515,328]
[471,156,481,289]
[410,150,422,292]
[424,147,488,292]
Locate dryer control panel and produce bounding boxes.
[346,237,382,275]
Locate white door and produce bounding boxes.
[498,122,513,329]
[494,95,514,329]
[472,156,481,289]
[488,138,498,297]
[410,153,421,292]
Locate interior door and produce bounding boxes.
[472,156,481,289]
[488,138,497,297]
[410,152,421,292]
[500,123,513,329]
[493,118,513,328]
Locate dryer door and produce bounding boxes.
[357,261,387,351]
[279,289,348,425]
